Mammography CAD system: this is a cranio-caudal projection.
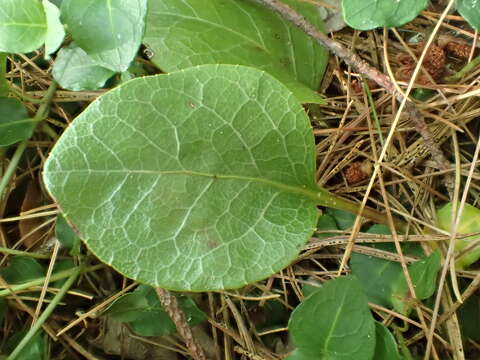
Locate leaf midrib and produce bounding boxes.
[48,168,322,204]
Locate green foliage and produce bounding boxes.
[436,202,480,269]
[55,215,81,255]
[52,43,115,91]
[60,0,147,72]
[0,0,47,53]
[288,276,376,360]
[341,0,428,30]
[0,257,45,284]
[104,285,206,336]
[43,0,65,58]
[4,330,46,360]
[143,0,328,104]
[457,0,480,30]
[43,64,325,291]
[373,323,402,360]
[0,98,33,147]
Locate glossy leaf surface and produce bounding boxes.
[341,0,428,30]
[61,0,147,72]
[43,64,320,291]
[457,0,480,30]
[0,0,47,53]
[288,276,376,360]
[53,43,115,91]
[43,0,65,57]
[143,0,328,104]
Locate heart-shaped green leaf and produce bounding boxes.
[52,43,115,91]
[341,0,428,30]
[0,0,48,53]
[288,276,376,360]
[61,0,147,72]
[43,64,321,291]
[143,0,328,104]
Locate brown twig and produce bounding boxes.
[155,288,207,360]
[252,0,452,182]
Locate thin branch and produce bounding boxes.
[252,0,452,179]
[155,288,207,360]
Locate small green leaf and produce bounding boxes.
[288,276,376,360]
[0,0,48,53]
[61,0,147,72]
[4,330,46,360]
[458,289,480,341]
[0,257,45,284]
[104,285,206,336]
[316,213,338,239]
[43,64,321,291]
[55,215,81,255]
[43,0,65,58]
[373,323,401,360]
[457,0,480,30]
[437,202,480,269]
[143,0,328,104]
[0,97,34,146]
[326,208,356,230]
[341,0,428,30]
[408,250,440,299]
[52,43,115,91]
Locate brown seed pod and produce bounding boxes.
[445,41,472,59]
[345,161,372,184]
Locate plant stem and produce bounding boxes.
[0,264,103,298]
[446,55,480,83]
[0,81,57,199]
[155,288,206,360]
[317,187,407,231]
[6,266,82,360]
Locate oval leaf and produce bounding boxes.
[437,202,480,269]
[0,97,34,146]
[143,0,328,104]
[0,0,48,53]
[43,0,65,58]
[61,0,147,72]
[289,276,376,360]
[52,43,115,91]
[43,64,320,291]
[341,0,428,30]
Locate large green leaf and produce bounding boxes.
[0,97,34,147]
[60,0,147,72]
[52,43,115,91]
[0,0,48,53]
[288,276,376,360]
[143,0,328,104]
[436,202,480,269]
[457,0,480,30]
[341,0,428,30]
[43,64,320,291]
